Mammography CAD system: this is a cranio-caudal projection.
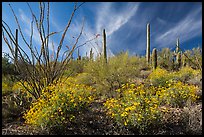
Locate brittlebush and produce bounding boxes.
[23,77,96,130]
[103,69,199,133]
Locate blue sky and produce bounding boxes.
[2,2,202,60]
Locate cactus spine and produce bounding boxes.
[103,29,107,63]
[152,48,157,70]
[146,23,150,64]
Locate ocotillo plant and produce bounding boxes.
[14,29,18,68]
[146,23,150,64]
[152,48,157,70]
[2,2,85,99]
[103,29,107,63]
[90,48,93,60]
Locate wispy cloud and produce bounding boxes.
[155,7,202,48]
[86,2,140,57]
[18,8,63,59]
[96,2,139,36]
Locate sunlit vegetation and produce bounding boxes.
[2,48,202,135]
[2,2,202,135]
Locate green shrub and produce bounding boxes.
[148,67,172,87]
[148,66,201,87]
[81,52,148,99]
[171,66,201,83]
[2,85,33,124]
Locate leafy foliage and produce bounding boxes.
[77,52,148,98]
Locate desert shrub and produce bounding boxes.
[64,58,89,77]
[157,48,174,71]
[23,77,96,132]
[103,83,162,134]
[182,103,202,135]
[157,47,202,71]
[103,80,199,134]
[148,67,172,87]
[156,81,199,107]
[148,67,201,87]
[81,52,147,99]
[171,66,201,83]
[2,82,34,124]
[182,47,202,70]
[2,76,14,96]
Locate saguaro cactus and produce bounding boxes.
[152,48,157,70]
[176,52,181,69]
[103,29,107,63]
[90,48,93,60]
[175,38,182,69]
[77,48,81,60]
[146,23,150,64]
[176,38,180,54]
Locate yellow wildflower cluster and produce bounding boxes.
[156,81,199,107]
[148,67,172,87]
[172,66,201,82]
[103,79,199,132]
[148,67,201,87]
[23,77,96,129]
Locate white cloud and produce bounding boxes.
[79,2,140,58]
[155,7,202,48]
[29,2,140,59]
[18,8,65,59]
[96,2,139,37]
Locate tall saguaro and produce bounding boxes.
[103,29,107,63]
[146,23,150,64]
